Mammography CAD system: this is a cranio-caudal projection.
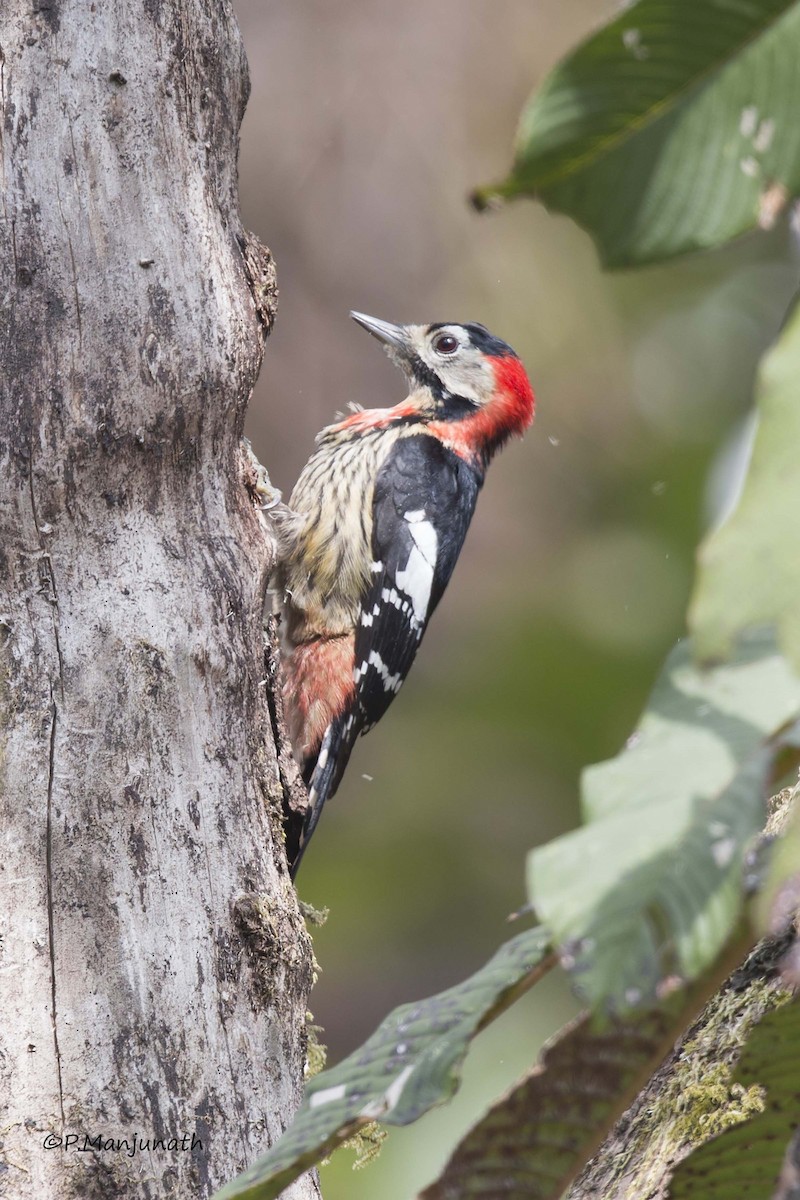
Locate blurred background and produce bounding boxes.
[232,2,800,1195]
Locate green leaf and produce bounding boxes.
[419,1005,687,1200]
[475,0,800,267]
[528,633,800,1010]
[690,293,800,672]
[211,927,553,1200]
[669,995,800,1198]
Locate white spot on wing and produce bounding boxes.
[396,515,437,623]
[408,517,437,567]
[367,650,402,693]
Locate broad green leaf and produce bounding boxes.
[212,927,552,1200]
[419,1005,686,1200]
[669,996,800,1198]
[528,634,800,1009]
[690,294,800,672]
[474,0,800,267]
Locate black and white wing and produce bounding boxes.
[290,433,483,876]
[353,432,482,735]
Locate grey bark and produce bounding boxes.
[0,3,318,1197]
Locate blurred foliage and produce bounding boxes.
[213,930,552,1199]
[529,634,800,1010]
[421,988,719,1200]
[231,1,800,1197]
[476,0,800,266]
[320,975,581,1199]
[691,293,800,669]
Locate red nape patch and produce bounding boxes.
[284,635,355,757]
[430,354,535,463]
[488,354,536,433]
[333,398,420,433]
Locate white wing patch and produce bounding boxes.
[395,511,437,624]
[372,650,403,692]
[354,650,403,693]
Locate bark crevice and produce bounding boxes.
[46,693,65,1131]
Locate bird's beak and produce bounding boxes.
[350,311,407,351]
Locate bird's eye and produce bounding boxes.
[432,332,459,355]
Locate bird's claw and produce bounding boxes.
[242,437,283,509]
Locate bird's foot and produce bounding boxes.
[242,437,283,510]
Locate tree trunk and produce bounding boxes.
[0,3,317,1196]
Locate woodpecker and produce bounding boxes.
[276,312,535,877]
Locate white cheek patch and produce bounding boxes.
[395,512,437,624]
[437,355,493,406]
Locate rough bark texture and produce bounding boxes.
[0,3,318,1197]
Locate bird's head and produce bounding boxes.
[350,311,535,461]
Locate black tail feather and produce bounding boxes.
[288,714,360,879]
